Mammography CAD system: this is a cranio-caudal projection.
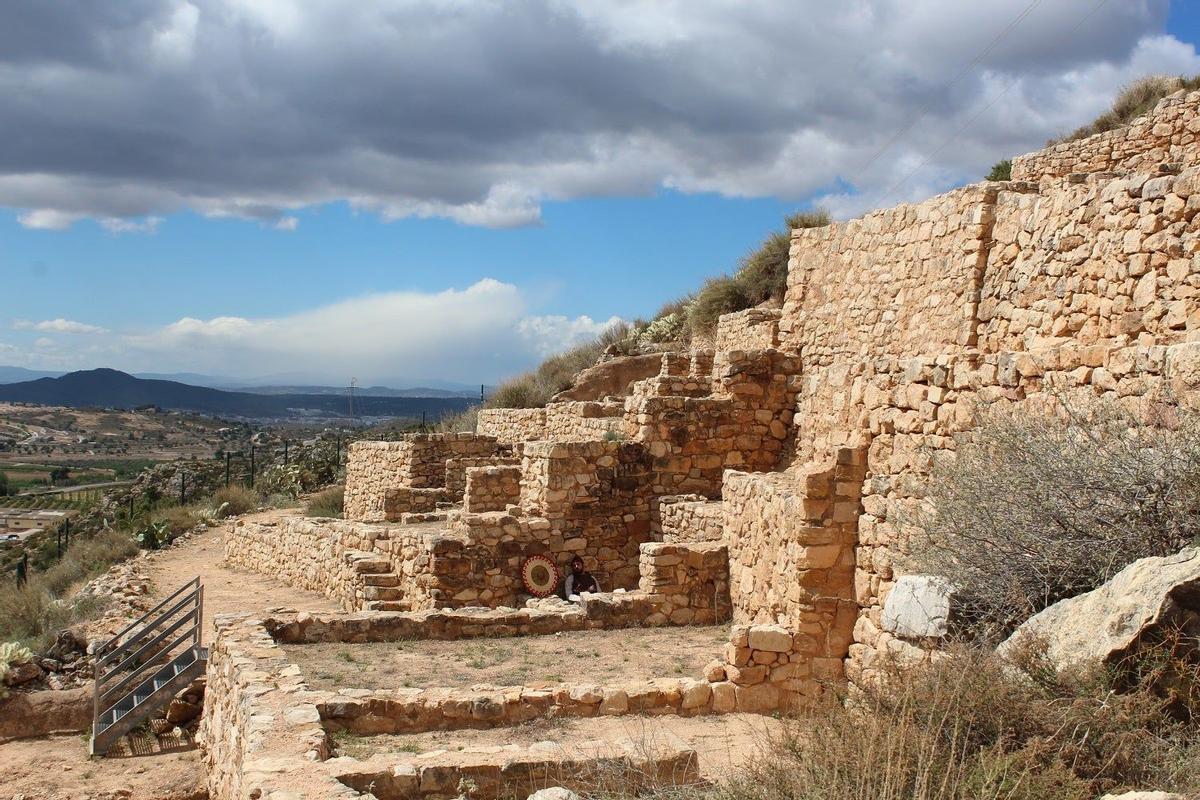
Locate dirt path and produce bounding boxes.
[0,733,206,800]
[139,507,342,637]
[0,510,341,800]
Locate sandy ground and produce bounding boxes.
[333,712,784,783]
[0,510,341,800]
[286,625,730,690]
[140,508,343,637]
[0,733,206,800]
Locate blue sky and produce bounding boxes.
[1,1,1197,386]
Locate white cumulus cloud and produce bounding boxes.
[13,318,110,335]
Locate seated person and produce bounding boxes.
[561,556,600,599]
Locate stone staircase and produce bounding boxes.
[345,551,406,612]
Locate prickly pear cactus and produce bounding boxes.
[0,642,33,699]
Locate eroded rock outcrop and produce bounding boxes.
[999,548,1200,671]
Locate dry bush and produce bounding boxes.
[150,505,200,539]
[708,648,1200,800]
[436,406,479,433]
[212,484,260,518]
[306,485,345,518]
[0,528,133,649]
[1053,74,1200,144]
[911,399,1200,635]
[485,322,635,409]
[688,276,750,338]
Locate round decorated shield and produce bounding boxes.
[520,555,561,598]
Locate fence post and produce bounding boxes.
[249,445,256,486]
[64,519,70,549]
[180,472,187,505]
[283,440,289,466]
[16,553,27,587]
[225,452,231,487]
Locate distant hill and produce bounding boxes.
[0,368,473,419]
[0,366,65,383]
[238,384,479,399]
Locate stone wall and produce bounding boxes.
[979,167,1200,352]
[658,495,724,542]
[780,184,995,364]
[1012,89,1200,182]
[519,440,655,589]
[629,350,800,496]
[476,408,548,444]
[715,307,782,351]
[200,614,348,800]
[344,435,500,522]
[444,454,519,500]
[463,465,521,512]
[638,541,731,625]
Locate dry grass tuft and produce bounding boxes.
[305,485,345,518]
[1052,74,1200,145]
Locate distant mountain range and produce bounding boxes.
[0,366,483,398]
[0,368,474,420]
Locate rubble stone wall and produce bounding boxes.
[344,435,500,522]
[979,167,1200,352]
[476,408,548,443]
[1012,89,1200,182]
[780,185,995,364]
[658,495,725,542]
[519,440,655,589]
[444,455,519,501]
[638,541,731,625]
[795,342,1200,687]
[715,308,782,351]
[628,350,800,496]
[463,465,522,512]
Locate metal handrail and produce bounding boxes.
[93,577,203,742]
[97,609,199,707]
[97,590,200,676]
[95,577,199,656]
[99,625,202,713]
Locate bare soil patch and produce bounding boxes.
[0,732,205,800]
[286,625,729,690]
[331,712,782,782]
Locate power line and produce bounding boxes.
[854,0,1045,181]
[873,0,1114,208]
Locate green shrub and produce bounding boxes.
[149,505,199,540]
[306,486,345,518]
[256,464,303,498]
[211,484,260,518]
[987,159,1012,181]
[911,399,1200,637]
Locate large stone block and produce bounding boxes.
[881,575,955,639]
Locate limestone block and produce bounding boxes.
[881,575,956,639]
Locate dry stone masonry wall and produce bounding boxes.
[1012,89,1200,182]
[218,89,1200,719]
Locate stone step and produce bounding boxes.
[366,601,405,611]
[362,573,401,587]
[363,585,403,601]
[347,554,392,574]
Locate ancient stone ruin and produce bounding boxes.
[206,89,1200,799]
